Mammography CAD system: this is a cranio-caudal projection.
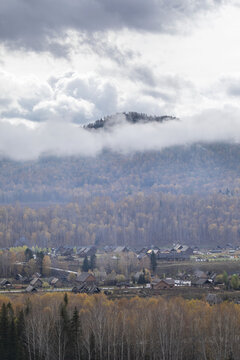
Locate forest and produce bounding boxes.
[0,143,240,204]
[0,140,240,248]
[0,293,240,360]
[0,191,240,248]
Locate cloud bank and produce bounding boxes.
[1,108,240,161]
[0,0,225,54]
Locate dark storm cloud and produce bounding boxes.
[0,0,225,54]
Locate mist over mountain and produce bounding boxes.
[1,108,240,161]
[1,112,240,248]
[0,111,239,203]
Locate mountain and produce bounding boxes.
[0,142,239,203]
[0,112,240,248]
[85,112,177,129]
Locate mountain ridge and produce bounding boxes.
[85,111,177,129]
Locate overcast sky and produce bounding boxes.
[1,0,240,159]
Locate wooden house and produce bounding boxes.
[26,285,38,293]
[193,278,213,288]
[0,279,12,289]
[30,277,43,288]
[49,277,62,287]
[76,272,96,284]
[153,279,175,290]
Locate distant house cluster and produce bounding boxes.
[137,244,193,261]
[55,245,97,258]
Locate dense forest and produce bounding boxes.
[0,192,240,248]
[0,143,240,204]
[0,293,240,360]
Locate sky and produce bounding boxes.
[1,0,240,159]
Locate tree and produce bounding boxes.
[36,251,44,274]
[138,268,151,284]
[90,254,96,271]
[150,251,157,272]
[0,303,8,360]
[24,258,37,277]
[223,271,229,289]
[231,274,239,290]
[138,273,146,284]
[42,255,51,277]
[24,248,33,262]
[64,293,68,306]
[82,256,89,272]
[70,307,81,360]
[116,274,126,283]
[16,310,26,360]
[68,272,77,283]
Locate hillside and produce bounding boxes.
[0,142,239,203]
[0,113,240,248]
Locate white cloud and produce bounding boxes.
[1,107,240,160]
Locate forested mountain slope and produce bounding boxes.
[1,113,240,248]
[0,143,240,203]
[0,192,240,248]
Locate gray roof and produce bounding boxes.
[155,278,175,286]
[0,279,11,286]
[195,278,212,286]
[76,272,95,282]
[50,277,59,285]
[26,285,38,293]
[30,277,42,286]
[114,246,129,253]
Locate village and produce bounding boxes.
[1,242,240,303]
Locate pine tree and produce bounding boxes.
[150,251,157,272]
[70,307,81,360]
[8,318,16,360]
[59,302,70,360]
[138,273,146,284]
[82,256,89,272]
[36,251,44,274]
[24,248,33,261]
[64,293,68,306]
[16,310,26,360]
[90,254,96,270]
[0,303,9,360]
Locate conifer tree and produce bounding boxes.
[82,256,89,272]
[150,251,157,272]
[16,310,26,360]
[64,292,68,306]
[90,254,96,270]
[0,303,9,360]
[70,307,81,360]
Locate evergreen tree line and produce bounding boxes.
[0,293,240,360]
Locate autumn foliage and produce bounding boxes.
[1,293,240,360]
[1,190,240,249]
